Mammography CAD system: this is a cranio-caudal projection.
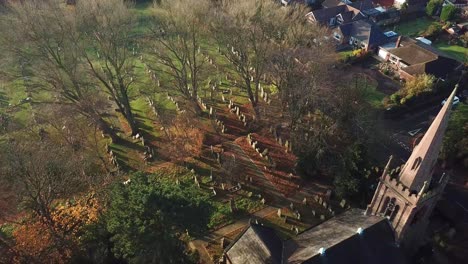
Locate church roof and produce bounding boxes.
[225,209,408,264]
[283,209,405,264]
[225,223,283,264]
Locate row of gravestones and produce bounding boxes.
[166,93,183,113]
[105,144,120,170]
[228,100,249,127]
[215,119,227,134]
[146,97,159,118]
[259,84,272,105]
[270,126,292,153]
[196,94,208,111]
[131,132,155,163]
[247,134,277,170]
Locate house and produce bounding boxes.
[363,7,400,26]
[394,0,428,13]
[333,20,390,51]
[378,36,461,80]
[223,209,408,264]
[307,0,400,49]
[321,0,348,8]
[306,0,374,27]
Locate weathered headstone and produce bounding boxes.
[340,199,347,208]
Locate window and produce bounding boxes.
[411,157,422,170]
[336,15,343,25]
[390,205,400,223]
[333,32,341,40]
[380,197,390,214]
[384,198,397,218]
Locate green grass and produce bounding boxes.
[389,17,438,37]
[338,50,354,60]
[355,77,385,108]
[365,87,386,109]
[434,40,468,62]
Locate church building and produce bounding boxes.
[222,87,458,263]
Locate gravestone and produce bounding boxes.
[220,237,225,248]
[340,199,347,208]
[277,208,282,218]
[229,199,236,213]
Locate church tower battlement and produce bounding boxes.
[366,86,458,253]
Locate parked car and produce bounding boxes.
[441,96,460,106]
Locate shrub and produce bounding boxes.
[389,74,436,106]
[423,24,443,39]
[390,93,401,104]
[426,0,443,16]
[440,5,458,22]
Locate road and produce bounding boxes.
[378,104,441,164]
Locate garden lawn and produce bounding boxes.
[434,40,467,62]
[390,17,438,37]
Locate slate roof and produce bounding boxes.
[309,0,374,24]
[225,209,408,264]
[322,0,345,8]
[386,41,461,78]
[348,0,375,10]
[225,223,283,264]
[350,20,388,46]
[283,209,405,264]
[403,56,461,79]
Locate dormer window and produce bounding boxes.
[336,14,344,25]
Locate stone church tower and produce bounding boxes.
[366,87,458,252]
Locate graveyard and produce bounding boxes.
[0,4,354,260]
[5,0,466,263]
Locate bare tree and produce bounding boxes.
[148,0,210,114]
[210,0,285,115]
[0,0,118,141]
[77,0,140,135]
[160,113,204,163]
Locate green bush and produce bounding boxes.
[390,93,401,104]
[426,0,443,16]
[424,24,443,39]
[389,74,436,106]
[440,5,458,22]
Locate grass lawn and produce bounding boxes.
[434,40,468,62]
[389,17,438,37]
[355,76,386,108]
[338,49,354,62]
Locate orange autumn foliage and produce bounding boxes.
[12,194,100,263]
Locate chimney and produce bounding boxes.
[395,36,402,48]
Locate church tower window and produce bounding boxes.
[411,157,422,170]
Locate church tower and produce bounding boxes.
[366,86,458,252]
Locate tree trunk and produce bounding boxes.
[121,93,139,136]
[94,116,119,143]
